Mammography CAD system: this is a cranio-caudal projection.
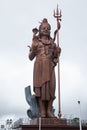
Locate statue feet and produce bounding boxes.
[47,111,55,118]
[41,110,46,118]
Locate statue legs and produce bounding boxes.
[38,98,55,118]
[38,98,46,118]
[47,99,55,118]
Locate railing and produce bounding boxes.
[67,119,87,126]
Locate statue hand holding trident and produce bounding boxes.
[54,5,62,118]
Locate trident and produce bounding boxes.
[53,5,62,118]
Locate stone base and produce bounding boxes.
[30,117,67,125]
[18,125,87,130]
[13,118,87,130]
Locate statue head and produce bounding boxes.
[39,18,51,38]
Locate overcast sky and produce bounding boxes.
[0,0,87,121]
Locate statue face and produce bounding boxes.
[39,23,51,37]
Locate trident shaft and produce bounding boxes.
[53,5,62,118]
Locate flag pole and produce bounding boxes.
[53,4,62,118]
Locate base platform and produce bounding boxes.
[13,118,87,130]
[29,117,67,125]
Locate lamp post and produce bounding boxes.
[78,101,82,130]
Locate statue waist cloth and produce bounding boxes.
[36,55,53,61]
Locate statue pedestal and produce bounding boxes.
[13,118,87,130]
[14,118,68,130]
[18,125,87,130]
[29,117,67,125]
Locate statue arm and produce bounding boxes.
[52,43,61,66]
[29,45,37,60]
[29,49,36,60]
[29,37,39,60]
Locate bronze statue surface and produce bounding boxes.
[28,18,61,118]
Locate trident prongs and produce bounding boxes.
[53,5,62,21]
